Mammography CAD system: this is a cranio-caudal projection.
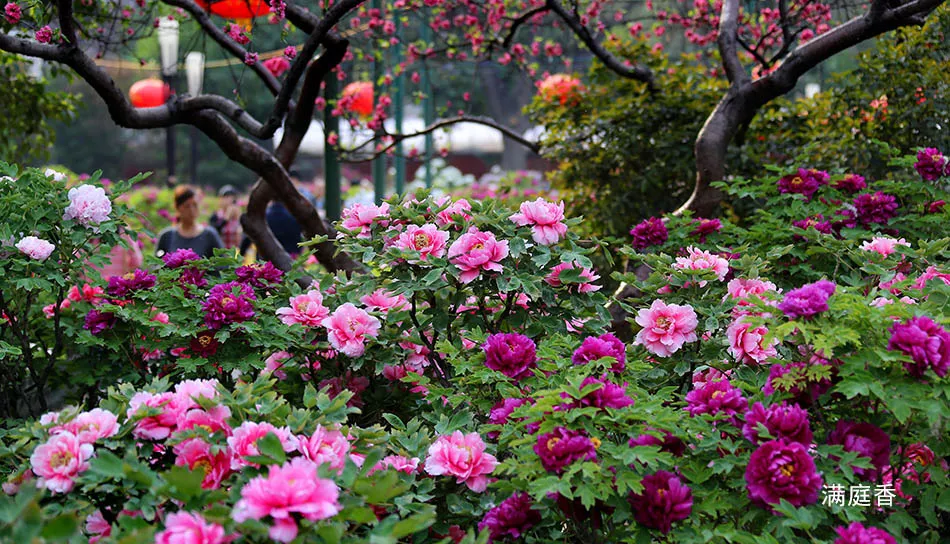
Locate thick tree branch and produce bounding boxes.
[718,0,749,85]
[56,0,79,45]
[502,5,551,48]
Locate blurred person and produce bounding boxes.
[210,185,243,249]
[263,170,321,257]
[156,185,224,259]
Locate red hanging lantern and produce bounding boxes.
[195,0,271,20]
[129,78,171,108]
[538,74,584,106]
[341,81,374,118]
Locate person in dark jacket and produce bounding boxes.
[156,185,224,259]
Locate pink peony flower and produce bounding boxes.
[276,290,329,327]
[127,391,181,440]
[156,511,229,544]
[433,197,472,227]
[627,470,693,534]
[228,421,299,470]
[232,458,341,542]
[297,425,350,472]
[833,522,896,544]
[447,227,509,284]
[860,237,910,257]
[35,25,53,43]
[912,266,950,290]
[15,236,55,261]
[392,223,449,262]
[54,408,118,444]
[264,351,292,380]
[633,299,698,357]
[30,432,94,493]
[572,333,626,372]
[173,439,232,490]
[321,303,381,357]
[726,317,778,364]
[725,278,777,304]
[544,261,601,293]
[673,246,729,286]
[176,406,232,436]
[685,378,747,424]
[339,202,389,239]
[509,198,568,245]
[424,431,498,492]
[887,316,950,378]
[86,510,111,543]
[262,56,290,77]
[370,455,420,475]
[359,289,408,313]
[63,184,112,227]
[745,440,823,509]
[174,379,220,406]
[4,2,22,25]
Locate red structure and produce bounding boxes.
[129,79,171,108]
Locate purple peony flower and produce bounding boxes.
[572,333,626,372]
[534,426,597,474]
[627,470,693,534]
[563,375,634,410]
[685,378,747,424]
[691,218,722,243]
[235,261,284,289]
[628,430,686,457]
[201,281,256,330]
[483,333,537,381]
[778,280,836,320]
[792,215,833,235]
[629,217,668,251]
[162,248,201,268]
[832,174,867,193]
[778,168,829,200]
[745,439,823,509]
[486,397,531,439]
[477,492,541,542]
[853,192,899,225]
[83,309,116,336]
[742,401,813,446]
[179,267,208,297]
[827,420,891,481]
[913,148,948,182]
[887,316,950,378]
[106,268,156,298]
[763,357,834,406]
[833,522,896,544]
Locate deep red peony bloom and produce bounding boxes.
[627,470,693,534]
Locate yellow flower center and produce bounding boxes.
[414,233,429,247]
[123,272,136,281]
[546,437,561,450]
[711,390,724,400]
[656,316,672,329]
[221,297,233,307]
[199,336,212,346]
[472,243,484,250]
[591,437,601,449]
[194,460,211,474]
[779,464,795,477]
[790,176,804,187]
[50,451,74,469]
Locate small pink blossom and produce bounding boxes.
[30,432,94,493]
[424,431,497,492]
[545,261,601,293]
[339,202,389,239]
[126,391,181,440]
[860,237,910,257]
[673,246,729,286]
[4,3,22,25]
[53,408,118,444]
[392,223,449,262]
[321,303,381,357]
[447,228,509,284]
[173,439,232,490]
[228,421,300,470]
[35,25,53,43]
[725,278,777,302]
[276,290,329,327]
[434,197,472,226]
[359,289,408,313]
[727,317,778,364]
[370,455,420,474]
[63,184,112,226]
[264,351,293,380]
[509,198,568,245]
[85,511,111,544]
[297,425,350,472]
[15,236,55,261]
[156,511,229,544]
[633,300,698,357]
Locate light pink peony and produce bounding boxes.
[228,421,299,470]
[15,236,55,261]
[861,237,910,257]
[176,406,233,436]
[359,289,408,313]
[339,202,389,239]
[63,184,112,226]
[126,391,182,440]
[727,317,778,364]
[673,246,729,286]
[509,198,568,245]
[155,511,229,544]
[276,290,330,327]
[85,510,111,544]
[264,351,293,380]
[321,303,381,357]
[173,439,233,490]
[232,458,341,542]
[447,227,510,283]
[633,300,699,357]
[434,197,473,227]
[424,431,498,492]
[297,425,350,472]
[30,431,94,493]
[370,455,420,475]
[545,261,601,293]
[725,278,777,302]
[54,408,118,444]
[392,223,449,262]
[174,379,220,406]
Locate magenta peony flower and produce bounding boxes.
[126,391,183,440]
[832,174,867,193]
[433,196,473,227]
[545,261,601,293]
[107,268,156,297]
[30,432,94,493]
[927,199,945,214]
[392,223,449,262]
[572,333,626,372]
[746,440,822,509]
[35,25,52,43]
[673,246,729,285]
[424,431,498,492]
[228,421,299,470]
[63,184,112,226]
[276,290,329,327]
[509,197,568,245]
[778,279,836,319]
[887,316,950,378]
[627,470,693,534]
[202,281,256,330]
[629,217,667,250]
[827,420,891,481]
[533,426,597,474]
[53,408,118,445]
[318,371,369,408]
[563,375,634,410]
[283,45,296,59]
[690,217,722,243]
[297,425,350,473]
[163,248,201,268]
[763,356,834,405]
[482,332,537,380]
[778,168,829,200]
[447,227,509,283]
[792,215,833,235]
[742,402,813,446]
[486,397,531,439]
[243,52,258,65]
[853,192,899,225]
[628,430,686,457]
[727,317,778,364]
[321,303,380,357]
[232,457,341,542]
[833,522,896,544]
[339,202,389,239]
[4,2,22,25]
[912,266,950,290]
[180,267,208,295]
[359,289,408,313]
[173,439,232,490]
[235,261,283,289]
[83,309,116,335]
[478,492,541,542]
[685,378,747,423]
[913,148,948,181]
[262,56,290,77]
[633,299,698,357]
[156,511,229,544]
[860,236,910,258]
[15,236,55,261]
